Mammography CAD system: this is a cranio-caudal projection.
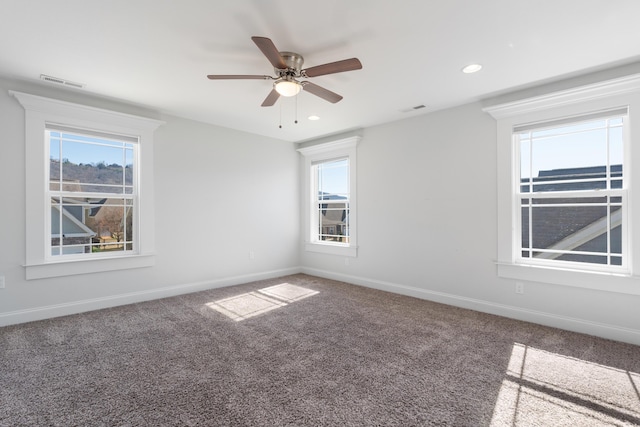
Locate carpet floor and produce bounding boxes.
[1,274,639,426]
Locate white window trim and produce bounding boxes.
[11,91,164,280]
[298,136,360,257]
[483,74,640,296]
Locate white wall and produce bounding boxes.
[2,68,639,346]
[301,101,640,345]
[0,78,300,324]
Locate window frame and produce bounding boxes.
[514,112,628,273]
[484,74,640,295]
[11,91,164,280]
[313,157,351,244]
[47,126,138,259]
[298,136,359,257]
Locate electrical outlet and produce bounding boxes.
[0,276,5,289]
[515,282,524,294]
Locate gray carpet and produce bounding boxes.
[1,274,639,426]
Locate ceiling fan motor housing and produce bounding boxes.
[276,52,304,76]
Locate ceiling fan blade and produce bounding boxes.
[207,75,271,80]
[251,36,287,69]
[261,88,280,107]
[302,82,343,103]
[302,58,362,77]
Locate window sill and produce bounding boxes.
[496,262,640,295]
[305,242,357,257]
[25,254,156,280]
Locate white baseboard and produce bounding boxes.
[301,267,640,347]
[4,265,639,347]
[0,267,302,327]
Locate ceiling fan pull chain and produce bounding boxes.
[295,94,298,124]
[279,101,282,129]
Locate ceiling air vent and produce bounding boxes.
[40,74,85,89]
[400,104,427,113]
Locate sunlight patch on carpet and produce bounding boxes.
[206,292,286,321]
[490,343,640,426]
[258,283,319,302]
[206,283,318,321]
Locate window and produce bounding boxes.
[485,74,640,295]
[48,126,137,257]
[298,136,359,257]
[516,112,627,272]
[12,91,163,279]
[314,158,350,244]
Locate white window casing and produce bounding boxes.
[298,136,359,257]
[483,74,640,295]
[11,91,164,280]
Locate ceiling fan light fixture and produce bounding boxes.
[275,79,301,97]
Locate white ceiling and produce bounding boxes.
[2,0,640,142]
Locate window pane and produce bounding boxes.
[48,131,135,195]
[532,167,609,192]
[551,253,609,265]
[531,204,607,252]
[519,117,623,194]
[521,203,529,250]
[50,132,62,186]
[51,197,92,255]
[522,196,622,265]
[318,201,349,243]
[50,197,133,256]
[531,196,607,205]
[90,199,133,253]
[532,128,606,175]
[125,150,134,187]
[610,210,622,254]
[317,158,348,199]
[520,135,531,187]
[609,124,623,166]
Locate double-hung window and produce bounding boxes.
[516,112,627,271]
[485,74,640,294]
[48,126,137,257]
[12,91,163,279]
[298,136,359,257]
[314,158,351,244]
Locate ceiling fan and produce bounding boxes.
[207,36,362,107]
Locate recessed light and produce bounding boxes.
[308,115,320,121]
[462,64,482,74]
